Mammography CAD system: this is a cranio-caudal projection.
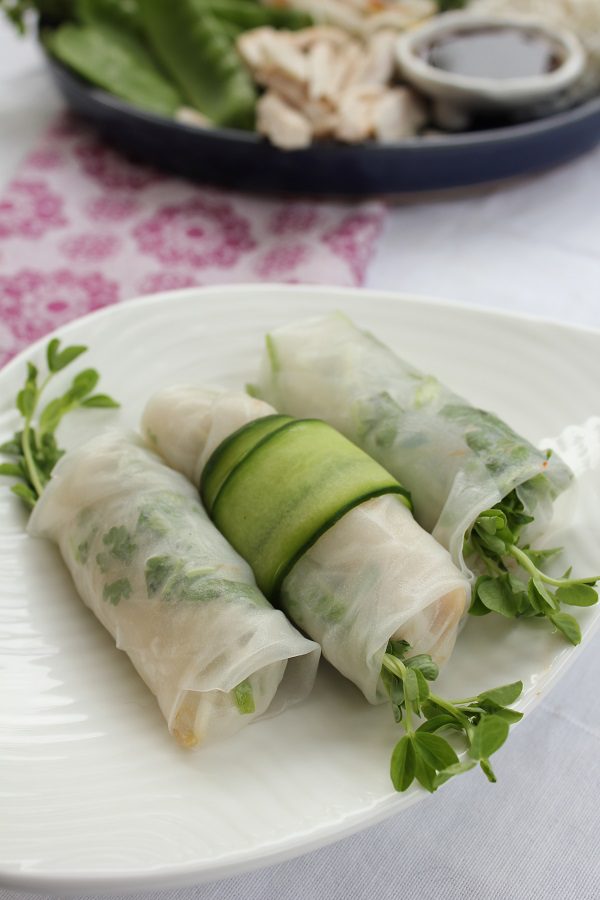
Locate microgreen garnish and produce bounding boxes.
[382,640,523,793]
[0,338,119,508]
[466,489,598,645]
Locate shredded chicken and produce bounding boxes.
[373,87,428,141]
[257,91,313,149]
[238,24,427,149]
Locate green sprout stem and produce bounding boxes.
[21,417,45,497]
[20,373,52,498]
[508,544,597,589]
[381,652,405,680]
[382,653,414,733]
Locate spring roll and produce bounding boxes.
[254,312,573,577]
[142,388,468,704]
[28,431,320,747]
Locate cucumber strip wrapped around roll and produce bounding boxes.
[253,314,600,645]
[28,431,320,747]
[142,387,469,704]
[254,313,574,574]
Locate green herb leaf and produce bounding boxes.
[38,396,72,438]
[16,384,36,418]
[476,575,520,618]
[46,338,60,371]
[556,584,598,607]
[476,532,507,556]
[47,339,87,372]
[26,361,38,386]
[433,760,477,789]
[403,667,420,706]
[0,462,25,478]
[476,512,506,535]
[68,368,99,400]
[548,611,581,646]
[101,526,137,564]
[469,715,510,761]
[414,668,431,704]
[0,438,22,456]
[417,714,463,734]
[387,639,411,657]
[533,577,558,610]
[478,681,523,707]
[103,577,132,606]
[145,555,178,596]
[413,732,459,771]
[478,702,523,724]
[10,482,36,508]
[469,581,493,617]
[405,653,439,681]
[413,753,437,793]
[381,665,405,724]
[421,699,456,721]
[390,735,416,792]
[527,579,551,615]
[80,394,120,408]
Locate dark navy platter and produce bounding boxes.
[48,55,600,197]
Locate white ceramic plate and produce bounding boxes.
[1,285,599,895]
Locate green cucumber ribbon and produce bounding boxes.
[201,415,412,599]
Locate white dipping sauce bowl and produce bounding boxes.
[396,11,586,113]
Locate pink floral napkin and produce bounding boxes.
[0,115,386,367]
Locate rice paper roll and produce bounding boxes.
[142,387,468,704]
[254,313,573,577]
[28,431,320,747]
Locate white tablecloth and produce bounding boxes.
[1,21,599,900]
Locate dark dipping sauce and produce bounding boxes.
[425,27,564,80]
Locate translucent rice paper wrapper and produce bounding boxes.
[255,313,574,579]
[142,388,468,704]
[28,431,320,748]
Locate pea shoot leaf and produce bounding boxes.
[413,732,458,771]
[390,735,416,792]
[478,681,523,707]
[476,575,520,618]
[556,584,598,607]
[548,611,581,646]
[469,715,510,761]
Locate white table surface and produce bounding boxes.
[1,20,600,900]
